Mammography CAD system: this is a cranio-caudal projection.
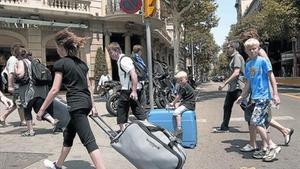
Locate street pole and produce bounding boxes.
[145,19,154,109]
[191,41,194,80]
[292,37,297,77]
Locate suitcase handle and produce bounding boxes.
[89,115,118,140]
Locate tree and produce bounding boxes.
[228,0,300,43]
[160,0,197,71]
[94,47,107,82]
[161,0,219,72]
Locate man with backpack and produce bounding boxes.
[107,42,147,132]
[131,45,148,82]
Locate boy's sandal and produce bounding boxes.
[21,131,35,137]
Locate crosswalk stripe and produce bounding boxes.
[281,93,300,100]
[230,116,295,122]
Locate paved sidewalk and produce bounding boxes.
[0,96,135,169]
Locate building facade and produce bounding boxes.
[0,0,173,80]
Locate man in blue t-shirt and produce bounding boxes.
[237,38,281,162]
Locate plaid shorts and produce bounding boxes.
[250,99,271,128]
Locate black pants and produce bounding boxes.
[24,97,53,122]
[63,108,98,153]
[117,90,147,124]
[220,89,242,130]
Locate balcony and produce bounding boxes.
[106,0,126,15]
[0,0,91,15]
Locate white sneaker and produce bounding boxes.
[43,159,57,169]
[240,144,257,152]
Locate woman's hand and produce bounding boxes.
[36,111,44,121]
[90,106,98,117]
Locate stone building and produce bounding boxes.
[0,0,173,80]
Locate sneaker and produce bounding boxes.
[252,149,267,159]
[213,127,229,133]
[240,144,257,152]
[263,146,281,162]
[174,129,183,139]
[43,159,62,169]
[284,128,294,145]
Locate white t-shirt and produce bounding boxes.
[118,54,142,90]
[98,74,112,86]
[6,56,18,74]
[5,56,19,88]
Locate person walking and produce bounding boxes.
[237,38,281,162]
[0,44,26,126]
[239,29,294,155]
[37,28,106,169]
[13,45,58,136]
[214,41,245,132]
[107,42,147,131]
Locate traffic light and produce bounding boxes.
[144,0,156,17]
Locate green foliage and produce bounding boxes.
[228,0,300,42]
[211,52,229,76]
[94,47,107,81]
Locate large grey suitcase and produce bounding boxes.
[90,116,186,169]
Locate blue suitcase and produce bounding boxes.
[148,109,197,148]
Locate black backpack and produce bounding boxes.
[31,59,52,85]
[120,55,148,81]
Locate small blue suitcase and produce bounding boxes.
[148,109,197,148]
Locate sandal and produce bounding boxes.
[21,131,35,137]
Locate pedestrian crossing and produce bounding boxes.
[197,116,295,123]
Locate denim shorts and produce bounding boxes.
[250,99,271,128]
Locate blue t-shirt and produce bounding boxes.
[245,56,272,100]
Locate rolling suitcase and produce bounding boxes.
[90,116,186,169]
[148,109,197,148]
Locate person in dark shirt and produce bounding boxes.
[169,71,195,139]
[36,28,106,169]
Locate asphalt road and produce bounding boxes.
[192,82,300,169]
[0,82,299,169]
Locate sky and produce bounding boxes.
[211,0,237,47]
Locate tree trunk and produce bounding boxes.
[173,15,181,72]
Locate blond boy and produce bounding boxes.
[170,71,195,138]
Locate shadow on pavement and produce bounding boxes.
[0,152,51,169]
[211,126,249,134]
[0,127,54,135]
[221,139,263,159]
[196,91,227,102]
[64,160,95,169]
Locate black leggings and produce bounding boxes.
[63,108,98,153]
[24,97,53,122]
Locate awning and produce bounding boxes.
[0,16,88,28]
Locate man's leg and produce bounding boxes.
[117,91,130,131]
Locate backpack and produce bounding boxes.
[14,60,30,85]
[120,54,148,81]
[31,59,52,85]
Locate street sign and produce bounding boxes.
[120,0,142,14]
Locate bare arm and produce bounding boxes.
[129,69,138,100]
[37,72,62,119]
[236,80,250,104]
[219,68,240,90]
[268,71,280,104]
[87,74,98,116]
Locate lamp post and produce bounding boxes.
[292,37,297,77]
